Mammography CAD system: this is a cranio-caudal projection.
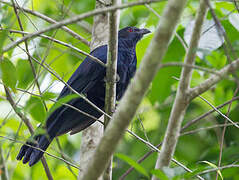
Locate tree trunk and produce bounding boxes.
[78,1,109,179]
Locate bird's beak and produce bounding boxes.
[140,28,151,35]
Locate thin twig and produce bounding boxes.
[233,0,239,12]
[204,0,238,61]
[216,86,239,179]
[182,96,239,131]
[7,42,111,119]
[188,59,239,100]
[204,0,239,91]
[181,122,239,136]
[1,28,105,66]
[120,96,239,178]
[0,135,81,170]
[197,164,239,176]
[55,139,78,178]
[159,62,222,76]
[9,85,104,126]
[198,95,239,128]
[145,4,188,51]
[4,87,53,180]
[126,130,204,180]
[10,0,45,111]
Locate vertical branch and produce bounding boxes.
[153,0,208,175]
[78,0,110,179]
[79,0,188,179]
[216,86,239,180]
[0,146,9,180]
[103,0,120,179]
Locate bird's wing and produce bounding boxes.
[58,45,107,99]
[45,45,107,137]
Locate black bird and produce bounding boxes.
[16,26,150,166]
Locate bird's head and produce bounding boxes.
[118,27,151,46]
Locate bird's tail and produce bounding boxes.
[16,133,51,166]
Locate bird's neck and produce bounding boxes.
[118,38,137,51]
[117,39,137,65]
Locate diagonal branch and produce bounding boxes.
[216,86,239,180]
[0,134,80,170]
[153,0,208,173]
[79,0,188,179]
[2,0,164,53]
[120,95,239,178]
[10,44,111,119]
[10,0,47,110]
[188,58,239,100]
[0,0,90,46]
[198,95,239,128]
[0,28,106,67]
[4,87,53,180]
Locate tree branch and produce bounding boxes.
[78,1,110,179]
[120,95,239,178]
[4,87,53,180]
[153,0,208,173]
[2,0,164,53]
[0,0,90,46]
[0,28,106,67]
[0,146,9,180]
[188,58,239,100]
[103,0,120,179]
[0,134,80,170]
[198,95,239,128]
[197,164,239,176]
[11,44,111,119]
[182,96,239,131]
[216,86,239,180]
[79,0,187,178]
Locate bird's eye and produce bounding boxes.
[128,28,133,32]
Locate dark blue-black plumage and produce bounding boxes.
[16,27,150,166]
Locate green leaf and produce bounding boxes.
[25,96,46,123]
[0,57,17,90]
[16,59,34,89]
[148,34,184,104]
[0,29,8,54]
[42,91,58,100]
[115,153,149,178]
[151,169,169,180]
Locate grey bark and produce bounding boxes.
[78,1,110,180]
[103,0,120,179]
[153,1,208,178]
